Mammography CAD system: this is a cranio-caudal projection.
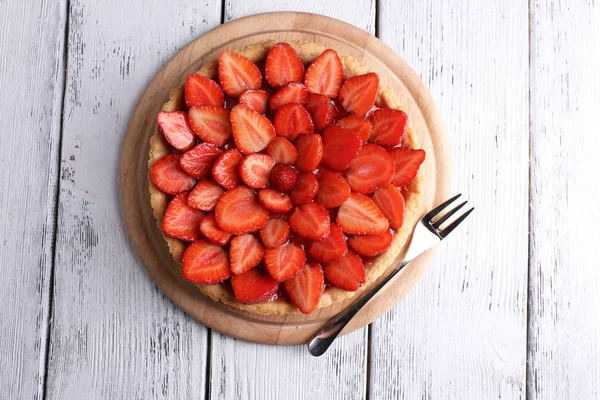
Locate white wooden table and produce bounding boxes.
[2,1,599,399]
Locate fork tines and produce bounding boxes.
[427,194,474,238]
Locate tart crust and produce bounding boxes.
[148,40,426,315]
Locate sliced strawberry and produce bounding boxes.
[273,103,314,141]
[218,50,262,98]
[150,154,196,195]
[264,242,306,282]
[187,179,224,211]
[268,82,309,113]
[214,186,269,234]
[162,192,204,241]
[231,268,279,304]
[260,218,290,248]
[188,106,232,146]
[371,184,405,229]
[229,234,264,275]
[348,231,393,257]
[200,213,232,246]
[212,148,243,189]
[156,111,195,152]
[269,164,299,193]
[338,73,379,116]
[294,134,323,172]
[369,108,408,147]
[346,144,394,194]
[304,49,344,98]
[239,153,275,189]
[337,115,372,143]
[265,42,305,89]
[331,97,351,120]
[230,104,276,154]
[180,142,223,179]
[258,188,293,213]
[337,193,389,235]
[315,171,351,208]
[323,251,365,291]
[305,93,335,132]
[184,74,225,108]
[389,147,426,187]
[289,202,331,241]
[181,239,231,284]
[266,137,298,165]
[306,223,348,263]
[321,125,362,171]
[289,172,319,205]
[238,89,270,114]
[284,262,324,314]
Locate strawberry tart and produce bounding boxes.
[148,41,426,315]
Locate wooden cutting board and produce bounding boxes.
[119,12,451,345]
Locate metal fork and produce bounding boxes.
[307,194,474,357]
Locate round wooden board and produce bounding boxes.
[120,12,451,345]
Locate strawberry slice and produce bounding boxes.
[258,188,293,213]
[337,193,389,235]
[231,268,279,304]
[185,74,225,108]
[304,49,344,98]
[321,125,362,171]
[306,223,348,263]
[284,262,324,314]
[331,97,351,121]
[348,231,393,257]
[162,192,204,241]
[214,186,269,234]
[212,148,243,189]
[268,164,299,193]
[337,115,372,143]
[265,42,305,89]
[268,82,309,113]
[218,50,262,98]
[305,93,335,131]
[156,111,195,152]
[229,234,264,275]
[369,108,408,147]
[289,202,331,241]
[239,153,275,189]
[180,142,223,179]
[338,73,379,116]
[239,89,270,114]
[371,184,405,229]
[323,251,365,291]
[389,147,426,187]
[316,171,351,208]
[188,106,232,146]
[273,103,314,141]
[266,137,298,165]
[150,154,196,195]
[345,144,394,194]
[187,179,224,211]
[182,239,231,284]
[289,172,319,205]
[260,218,290,248]
[265,242,306,282]
[294,134,323,172]
[230,104,276,154]
[200,213,233,246]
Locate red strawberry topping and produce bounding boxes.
[304,93,335,131]
[289,202,331,241]
[162,192,204,242]
[371,184,405,229]
[188,106,232,146]
[212,148,243,189]
[289,172,319,205]
[231,268,279,304]
[156,111,195,152]
[304,49,344,98]
[345,144,394,194]
[218,50,262,98]
[388,147,426,187]
[284,262,324,314]
[294,134,323,172]
[269,82,309,113]
[320,125,362,171]
[315,171,351,208]
[260,218,291,248]
[150,154,196,195]
[229,234,264,275]
[273,103,314,141]
[257,188,293,213]
[200,213,233,246]
[239,89,270,114]
[323,251,365,291]
[239,153,275,189]
[230,103,276,154]
[336,193,389,235]
[179,142,224,179]
[369,108,408,147]
[348,231,393,257]
[265,42,305,89]
[181,239,231,284]
[187,179,224,212]
[338,73,379,116]
[265,242,306,282]
[185,74,225,108]
[266,137,298,165]
[337,115,372,143]
[269,164,299,193]
[306,224,348,263]
[214,186,269,234]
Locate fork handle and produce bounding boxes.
[307,258,410,357]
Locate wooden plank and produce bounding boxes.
[528,1,600,398]
[370,2,529,399]
[0,1,66,399]
[44,1,222,398]
[209,3,375,399]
